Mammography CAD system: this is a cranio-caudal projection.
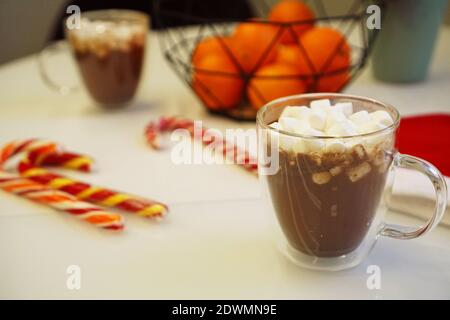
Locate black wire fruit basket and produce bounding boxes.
[154,0,382,121]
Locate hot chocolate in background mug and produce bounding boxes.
[257,93,447,271]
[39,9,148,107]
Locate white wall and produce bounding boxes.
[1,0,449,65]
[0,0,66,64]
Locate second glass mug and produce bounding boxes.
[39,9,149,107]
[257,93,447,271]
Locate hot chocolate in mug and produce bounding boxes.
[257,93,447,271]
[39,9,148,107]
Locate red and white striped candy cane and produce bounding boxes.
[0,171,124,230]
[145,116,258,175]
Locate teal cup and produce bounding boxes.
[371,0,448,83]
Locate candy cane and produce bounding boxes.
[145,116,258,175]
[0,139,94,172]
[27,147,94,172]
[0,171,124,230]
[0,139,168,218]
[1,139,55,165]
[18,161,167,218]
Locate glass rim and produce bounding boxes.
[256,92,401,140]
[64,9,149,29]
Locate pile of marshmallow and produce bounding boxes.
[270,99,394,153]
[70,18,145,47]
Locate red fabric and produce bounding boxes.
[397,114,450,176]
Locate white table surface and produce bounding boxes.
[0,27,450,299]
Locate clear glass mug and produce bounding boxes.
[257,93,447,271]
[39,9,148,107]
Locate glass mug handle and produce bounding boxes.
[381,153,448,239]
[38,41,79,95]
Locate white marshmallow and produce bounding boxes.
[277,118,297,152]
[295,119,312,133]
[312,172,331,185]
[116,25,135,41]
[280,106,311,120]
[305,139,326,153]
[300,127,325,137]
[358,121,387,134]
[277,118,319,152]
[329,166,343,176]
[292,139,308,153]
[310,99,331,112]
[325,109,346,131]
[363,132,389,150]
[278,128,325,153]
[274,99,394,155]
[295,127,326,152]
[352,144,367,160]
[309,109,327,131]
[326,120,358,137]
[294,124,323,137]
[74,20,92,40]
[347,162,372,182]
[326,140,346,153]
[370,110,394,126]
[73,18,143,44]
[334,102,353,117]
[279,117,303,133]
[349,110,371,125]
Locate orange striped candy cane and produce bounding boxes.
[18,161,167,218]
[0,139,168,219]
[0,171,124,230]
[0,139,94,172]
[18,145,167,218]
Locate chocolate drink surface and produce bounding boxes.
[267,145,393,257]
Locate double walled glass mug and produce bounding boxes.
[39,10,149,107]
[257,93,447,271]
